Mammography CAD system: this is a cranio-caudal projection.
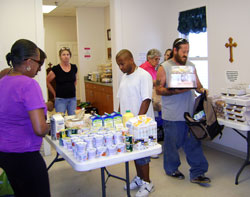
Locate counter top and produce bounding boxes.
[84,77,112,87]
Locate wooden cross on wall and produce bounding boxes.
[48,62,53,68]
[225,37,237,63]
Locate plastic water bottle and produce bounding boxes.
[194,110,205,120]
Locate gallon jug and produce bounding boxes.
[123,110,134,127]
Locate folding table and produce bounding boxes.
[218,118,250,185]
[45,136,162,196]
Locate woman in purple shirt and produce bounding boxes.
[0,39,50,197]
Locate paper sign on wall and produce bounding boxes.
[136,52,146,65]
[226,70,239,83]
[84,47,91,58]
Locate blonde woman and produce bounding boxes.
[47,47,78,115]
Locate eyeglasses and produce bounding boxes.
[24,58,42,66]
[60,47,70,50]
[174,38,189,47]
[153,57,160,61]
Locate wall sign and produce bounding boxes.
[226,70,238,83]
[84,47,91,58]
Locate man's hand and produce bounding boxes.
[46,101,54,112]
[197,87,209,95]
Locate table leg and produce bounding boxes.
[47,152,64,171]
[235,131,250,185]
[125,162,131,197]
[101,167,106,197]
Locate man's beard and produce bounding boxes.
[175,53,187,65]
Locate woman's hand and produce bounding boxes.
[28,109,49,137]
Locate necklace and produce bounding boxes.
[9,68,22,76]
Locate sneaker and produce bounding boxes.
[191,175,211,184]
[135,181,155,197]
[168,170,185,180]
[150,154,159,159]
[124,176,143,190]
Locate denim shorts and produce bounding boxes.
[55,97,77,115]
[135,157,151,166]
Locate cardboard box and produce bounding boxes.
[167,66,197,88]
[50,114,65,140]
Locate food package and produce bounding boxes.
[210,95,225,119]
[65,110,91,128]
[167,66,197,88]
[50,114,65,140]
[125,115,157,142]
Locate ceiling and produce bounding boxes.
[43,0,109,17]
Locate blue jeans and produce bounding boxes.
[55,97,77,115]
[163,120,208,180]
[135,157,151,166]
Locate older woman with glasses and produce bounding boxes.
[0,39,51,197]
[140,49,162,159]
[140,49,161,86]
[47,47,78,115]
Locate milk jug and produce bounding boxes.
[122,110,134,127]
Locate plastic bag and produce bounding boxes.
[0,170,14,196]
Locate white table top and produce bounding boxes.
[45,136,162,172]
[218,118,250,131]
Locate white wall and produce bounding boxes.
[110,0,250,154]
[207,0,250,95]
[76,7,106,101]
[110,0,173,111]
[207,0,250,153]
[0,0,46,100]
[104,6,111,59]
[44,16,77,68]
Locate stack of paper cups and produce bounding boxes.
[66,140,73,151]
[114,132,123,144]
[107,145,117,156]
[79,134,88,141]
[97,146,107,157]
[76,142,87,153]
[105,133,114,146]
[87,148,97,160]
[94,135,104,148]
[62,138,69,148]
[77,152,87,162]
[117,143,126,153]
[84,137,94,149]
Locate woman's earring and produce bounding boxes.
[26,66,31,71]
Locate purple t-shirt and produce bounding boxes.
[0,75,47,153]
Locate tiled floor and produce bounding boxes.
[44,143,250,197]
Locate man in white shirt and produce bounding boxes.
[116,49,154,197]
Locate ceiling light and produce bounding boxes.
[42,5,57,13]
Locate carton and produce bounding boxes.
[111,112,123,128]
[50,114,65,140]
[102,114,114,128]
[90,115,103,127]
